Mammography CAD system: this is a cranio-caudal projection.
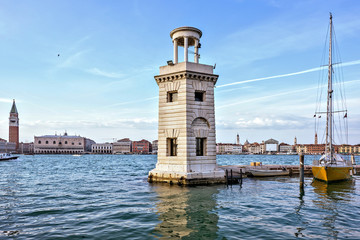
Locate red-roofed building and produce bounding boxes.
[132,139,152,154]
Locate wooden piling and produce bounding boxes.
[226,169,228,185]
[239,169,243,186]
[299,154,304,190]
[230,169,233,184]
[351,155,356,175]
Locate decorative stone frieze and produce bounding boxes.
[155,71,218,85]
[164,129,181,138]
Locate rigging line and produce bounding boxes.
[315,23,330,136]
[334,29,348,113]
[333,27,349,146]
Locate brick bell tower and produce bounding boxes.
[9,99,19,150]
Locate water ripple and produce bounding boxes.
[0,154,359,239]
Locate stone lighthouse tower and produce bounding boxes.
[148,27,225,185]
[9,99,19,150]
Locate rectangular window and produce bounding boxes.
[196,138,206,156]
[167,91,178,102]
[195,91,204,102]
[167,138,177,156]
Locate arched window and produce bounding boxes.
[38,140,41,144]
[53,141,56,144]
[65,141,68,144]
[45,141,48,144]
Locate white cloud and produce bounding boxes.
[217,115,310,130]
[0,98,13,103]
[22,118,158,131]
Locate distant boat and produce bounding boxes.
[72,154,81,157]
[247,169,289,177]
[0,153,19,161]
[312,13,353,182]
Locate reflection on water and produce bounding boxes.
[312,180,356,239]
[152,185,219,239]
[294,186,306,238]
[312,180,356,201]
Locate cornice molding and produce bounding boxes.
[155,70,218,85]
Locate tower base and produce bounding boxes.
[148,169,226,185]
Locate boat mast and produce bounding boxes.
[326,13,334,163]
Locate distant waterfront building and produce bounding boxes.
[113,138,132,154]
[338,145,360,154]
[248,142,261,154]
[34,132,95,154]
[0,140,16,153]
[279,143,292,153]
[216,143,242,154]
[295,144,337,155]
[132,139,152,154]
[243,139,250,152]
[152,140,158,154]
[264,138,279,153]
[92,143,112,154]
[9,99,19,151]
[19,142,34,154]
[260,141,266,154]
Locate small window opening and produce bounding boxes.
[167,138,177,156]
[53,141,56,144]
[195,91,204,102]
[196,138,206,156]
[167,91,178,102]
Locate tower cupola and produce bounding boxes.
[170,27,202,64]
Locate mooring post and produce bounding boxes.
[351,154,356,175]
[239,169,243,186]
[226,169,228,185]
[230,169,233,185]
[300,153,304,190]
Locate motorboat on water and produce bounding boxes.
[0,153,19,161]
[247,169,290,177]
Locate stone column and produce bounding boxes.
[184,37,188,62]
[194,39,199,63]
[173,38,178,64]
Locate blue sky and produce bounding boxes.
[0,0,359,145]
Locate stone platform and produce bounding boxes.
[148,169,226,185]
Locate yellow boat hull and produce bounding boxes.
[312,166,352,182]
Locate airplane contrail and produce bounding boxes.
[216,79,360,109]
[216,59,360,88]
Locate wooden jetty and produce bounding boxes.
[219,164,360,182]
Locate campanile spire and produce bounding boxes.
[9,99,19,151]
